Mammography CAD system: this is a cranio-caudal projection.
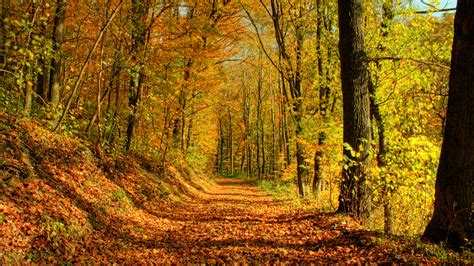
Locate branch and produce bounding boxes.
[0,69,15,76]
[369,56,450,70]
[415,8,456,14]
[53,0,124,132]
[421,0,439,10]
[417,0,456,14]
[240,3,279,71]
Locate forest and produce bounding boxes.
[0,0,472,264]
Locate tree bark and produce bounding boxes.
[369,0,393,234]
[316,0,327,115]
[337,0,372,218]
[423,0,473,250]
[49,0,66,110]
[228,109,234,175]
[125,0,148,151]
[312,150,323,195]
[0,0,9,72]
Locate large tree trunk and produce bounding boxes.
[423,0,473,250]
[337,0,372,218]
[49,0,66,110]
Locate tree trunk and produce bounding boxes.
[125,0,147,151]
[270,73,277,178]
[218,118,224,173]
[49,0,66,110]
[370,0,393,234]
[312,133,326,196]
[337,0,372,218]
[186,110,193,149]
[316,0,327,115]
[228,109,234,175]
[296,141,306,198]
[256,53,264,179]
[240,74,248,174]
[0,0,9,72]
[294,17,305,198]
[23,80,33,116]
[312,150,323,195]
[423,0,473,250]
[126,74,143,151]
[36,60,50,105]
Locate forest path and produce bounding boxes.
[118,178,403,264]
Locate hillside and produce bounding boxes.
[1,115,470,264]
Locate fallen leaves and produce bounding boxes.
[0,117,470,264]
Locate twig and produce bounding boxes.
[369,56,450,70]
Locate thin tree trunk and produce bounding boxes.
[218,118,224,173]
[295,19,305,198]
[24,80,33,116]
[228,110,234,174]
[0,0,9,72]
[186,110,193,149]
[312,151,323,194]
[256,54,263,179]
[316,0,326,115]
[126,0,148,151]
[370,0,393,233]
[270,73,276,178]
[49,0,66,110]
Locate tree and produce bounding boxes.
[336,0,372,218]
[49,0,66,110]
[125,0,148,151]
[423,0,473,250]
[248,0,310,197]
[0,0,9,71]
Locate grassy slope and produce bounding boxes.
[0,114,214,263]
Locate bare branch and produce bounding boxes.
[415,8,456,14]
[369,56,450,70]
[53,0,125,132]
[240,2,280,71]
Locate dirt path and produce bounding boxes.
[113,178,421,264]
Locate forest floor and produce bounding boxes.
[1,117,471,264]
[112,177,465,264]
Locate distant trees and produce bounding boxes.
[423,0,473,249]
[0,0,466,242]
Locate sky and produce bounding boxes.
[412,0,457,11]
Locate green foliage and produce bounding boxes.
[186,146,209,174]
[4,11,55,109]
[368,134,439,235]
[112,188,129,203]
[0,87,18,116]
[254,179,295,201]
[40,215,76,248]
